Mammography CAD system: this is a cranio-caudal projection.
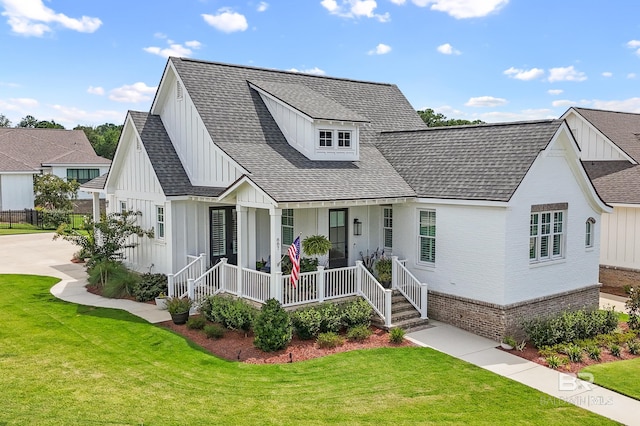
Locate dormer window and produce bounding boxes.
[338,131,351,147]
[319,130,333,147]
[318,129,353,150]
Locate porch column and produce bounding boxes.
[91,192,101,223]
[269,207,282,302]
[236,205,248,297]
[247,208,257,270]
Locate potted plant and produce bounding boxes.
[501,336,517,350]
[302,235,332,266]
[165,296,193,325]
[155,292,168,310]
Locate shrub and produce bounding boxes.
[610,344,622,357]
[346,325,373,342]
[389,327,405,344]
[562,344,583,363]
[290,307,322,340]
[165,297,193,315]
[515,340,527,352]
[586,345,601,361]
[342,298,373,329]
[88,260,140,298]
[374,258,392,287]
[627,340,640,355]
[317,332,344,349]
[522,308,618,347]
[545,355,566,370]
[132,273,168,302]
[201,295,257,332]
[186,316,207,330]
[626,287,640,330]
[204,324,225,339]
[318,302,343,333]
[42,209,72,230]
[253,299,292,352]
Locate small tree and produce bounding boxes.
[34,174,79,211]
[626,286,640,330]
[54,210,154,268]
[253,299,292,352]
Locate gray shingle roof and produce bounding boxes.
[572,107,640,163]
[129,111,225,197]
[376,120,564,201]
[81,173,108,190]
[171,58,425,202]
[582,161,640,204]
[0,128,110,173]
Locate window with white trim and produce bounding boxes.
[318,129,354,149]
[530,209,565,262]
[338,131,351,147]
[585,217,595,248]
[418,210,436,264]
[120,201,127,213]
[383,207,393,253]
[282,209,294,247]
[319,130,332,147]
[156,206,165,240]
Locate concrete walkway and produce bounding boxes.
[1,233,638,424]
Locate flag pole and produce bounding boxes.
[277,232,303,266]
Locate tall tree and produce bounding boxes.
[417,108,484,127]
[75,123,122,160]
[0,113,11,127]
[35,120,65,129]
[18,115,38,128]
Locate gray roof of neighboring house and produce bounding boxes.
[376,120,564,202]
[129,111,225,197]
[572,107,640,163]
[0,128,110,173]
[582,161,640,204]
[170,57,424,202]
[81,173,108,190]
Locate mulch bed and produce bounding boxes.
[601,287,630,298]
[160,318,413,364]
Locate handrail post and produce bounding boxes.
[199,253,206,276]
[384,289,392,328]
[355,260,363,295]
[391,256,399,290]
[220,258,227,292]
[167,273,174,297]
[317,266,325,302]
[187,278,195,300]
[421,283,428,319]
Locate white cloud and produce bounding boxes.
[590,98,640,113]
[547,89,563,95]
[321,0,390,22]
[551,99,575,108]
[465,96,508,107]
[50,105,124,126]
[477,108,554,122]
[627,39,640,55]
[0,0,101,36]
[144,39,202,58]
[257,2,269,12]
[390,0,406,4]
[503,67,544,81]
[368,43,391,55]
[548,66,587,83]
[9,97,38,107]
[202,8,248,33]
[410,0,509,19]
[87,86,105,96]
[109,82,157,103]
[436,43,461,55]
[628,73,637,79]
[287,67,326,76]
[602,71,613,78]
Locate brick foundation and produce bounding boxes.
[599,265,640,290]
[428,285,600,341]
[71,199,106,215]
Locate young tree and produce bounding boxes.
[75,123,122,160]
[33,174,79,210]
[0,113,11,127]
[417,108,484,127]
[18,115,38,128]
[35,120,65,129]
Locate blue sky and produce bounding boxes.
[0,0,639,127]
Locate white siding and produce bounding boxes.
[155,71,242,187]
[565,113,627,160]
[600,206,640,269]
[0,174,34,209]
[50,165,110,200]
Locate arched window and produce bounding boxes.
[585,217,596,248]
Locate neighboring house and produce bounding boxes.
[562,107,640,289]
[86,58,610,339]
[0,128,111,210]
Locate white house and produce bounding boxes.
[562,107,640,290]
[0,128,110,210]
[87,58,610,339]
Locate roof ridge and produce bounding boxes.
[172,57,396,88]
[380,119,561,134]
[574,106,640,117]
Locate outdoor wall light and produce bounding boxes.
[353,218,362,236]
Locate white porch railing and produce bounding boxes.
[242,268,271,303]
[357,261,393,328]
[391,256,428,319]
[167,253,206,297]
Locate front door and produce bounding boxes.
[210,207,237,266]
[329,209,348,268]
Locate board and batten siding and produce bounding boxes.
[0,174,34,210]
[600,206,640,270]
[504,135,602,305]
[155,70,242,188]
[564,112,628,161]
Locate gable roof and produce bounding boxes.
[128,111,225,198]
[570,107,640,163]
[168,57,424,202]
[377,120,564,202]
[0,128,110,173]
[582,161,640,204]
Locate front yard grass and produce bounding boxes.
[0,274,614,425]
[581,358,640,400]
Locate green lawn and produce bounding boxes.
[581,358,640,400]
[0,274,613,425]
[0,228,54,235]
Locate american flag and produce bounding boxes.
[288,236,301,288]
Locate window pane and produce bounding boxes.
[553,234,562,256]
[529,237,537,259]
[540,235,549,257]
[211,210,226,256]
[419,210,436,262]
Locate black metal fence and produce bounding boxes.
[0,209,90,230]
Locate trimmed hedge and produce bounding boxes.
[253,299,292,352]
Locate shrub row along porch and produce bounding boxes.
[167,254,428,329]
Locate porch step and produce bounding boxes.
[372,290,430,333]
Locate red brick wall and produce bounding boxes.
[599,265,640,290]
